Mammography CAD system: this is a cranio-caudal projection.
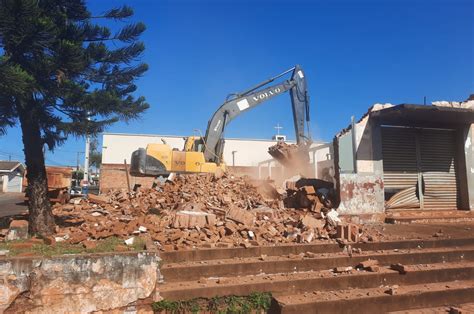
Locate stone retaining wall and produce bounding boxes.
[0,252,161,313]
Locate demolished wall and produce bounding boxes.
[334,104,389,216]
[100,163,155,192]
[0,252,160,313]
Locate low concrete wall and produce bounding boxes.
[338,173,385,216]
[0,252,161,313]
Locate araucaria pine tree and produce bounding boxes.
[0,0,149,236]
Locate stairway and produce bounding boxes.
[157,237,474,313]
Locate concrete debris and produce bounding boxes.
[334,266,352,273]
[1,173,373,251]
[55,236,66,243]
[124,237,135,246]
[326,209,341,227]
[385,285,399,295]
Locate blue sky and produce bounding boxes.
[0,0,473,166]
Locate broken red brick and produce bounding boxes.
[301,215,324,230]
[88,194,110,205]
[226,206,255,226]
[390,263,408,274]
[358,259,379,269]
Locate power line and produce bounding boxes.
[0,150,23,158]
[0,150,23,161]
[0,149,74,167]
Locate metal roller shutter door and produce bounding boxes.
[382,127,460,210]
[382,127,420,209]
[420,129,459,210]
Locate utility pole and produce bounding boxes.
[84,113,91,184]
[84,135,90,183]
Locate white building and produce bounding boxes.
[100,133,332,191]
[0,161,25,193]
[102,133,296,167]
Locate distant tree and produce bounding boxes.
[72,170,84,181]
[0,0,149,236]
[89,137,102,169]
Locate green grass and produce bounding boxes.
[0,236,147,257]
[152,292,273,314]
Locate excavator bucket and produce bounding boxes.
[268,141,310,169]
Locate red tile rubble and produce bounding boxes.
[1,173,382,251]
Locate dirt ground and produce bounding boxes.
[365,222,474,241]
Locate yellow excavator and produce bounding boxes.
[129,65,312,177]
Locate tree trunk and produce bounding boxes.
[18,105,55,236]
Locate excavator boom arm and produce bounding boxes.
[203,65,310,163]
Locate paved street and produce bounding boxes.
[0,193,28,218]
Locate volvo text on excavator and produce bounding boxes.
[129,65,312,177]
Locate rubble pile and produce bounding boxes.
[268,141,310,170]
[46,173,379,251]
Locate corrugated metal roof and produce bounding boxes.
[0,161,23,172]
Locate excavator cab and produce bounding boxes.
[184,136,205,152]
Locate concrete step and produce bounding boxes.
[271,279,474,314]
[386,210,474,224]
[389,302,474,314]
[159,261,474,301]
[389,302,474,313]
[160,237,474,263]
[161,246,474,282]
